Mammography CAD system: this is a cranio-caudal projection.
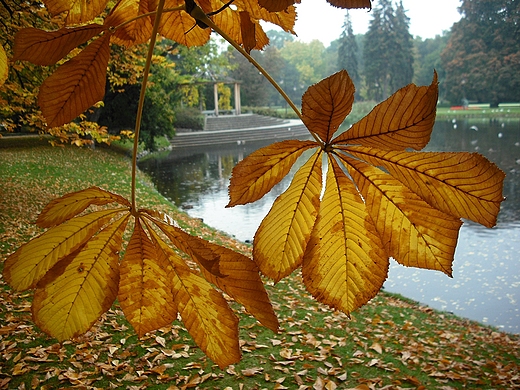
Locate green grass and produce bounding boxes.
[0,137,519,389]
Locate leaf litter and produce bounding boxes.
[1,143,519,389]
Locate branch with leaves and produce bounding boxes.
[2,0,504,369]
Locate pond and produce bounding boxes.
[139,118,520,334]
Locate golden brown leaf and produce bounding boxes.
[42,0,110,24]
[118,218,177,337]
[105,0,154,46]
[257,0,299,12]
[302,157,388,315]
[227,139,316,206]
[143,211,279,332]
[253,150,322,282]
[333,72,438,150]
[32,215,129,341]
[159,0,211,47]
[147,223,240,368]
[302,70,355,143]
[344,146,505,228]
[235,0,297,34]
[327,0,371,9]
[0,45,7,87]
[36,186,130,228]
[13,25,106,66]
[342,155,462,275]
[3,209,123,291]
[38,33,111,128]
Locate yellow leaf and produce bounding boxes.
[118,218,177,337]
[236,0,297,34]
[32,215,129,341]
[3,209,123,291]
[159,0,211,47]
[333,72,438,151]
[0,45,8,87]
[227,140,316,206]
[42,0,110,25]
[172,263,240,368]
[146,213,279,332]
[36,186,131,228]
[342,155,462,276]
[13,25,106,66]
[147,223,240,368]
[105,0,154,46]
[345,146,505,228]
[302,70,355,143]
[302,157,388,315]
[38,33,111,127]
[254,150,323,282]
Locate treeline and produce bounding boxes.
[230,0,520,109]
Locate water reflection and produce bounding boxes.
[139,119,520,333]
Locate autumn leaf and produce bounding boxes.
[328,0,371,9]
[38,33,111,128]
[0,45,8,86]
[13,25,106,66]
[42,0,110,25]
[228,70,505,315]
[3,187,275,368]
[105,0,154,46]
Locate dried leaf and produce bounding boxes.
[0,45,9,86]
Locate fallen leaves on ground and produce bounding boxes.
[1,143,519,389]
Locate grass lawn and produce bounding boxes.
[1,136,519,389]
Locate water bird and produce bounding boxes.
[470,125,479,131]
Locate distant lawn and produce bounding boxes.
[0,137,519,389]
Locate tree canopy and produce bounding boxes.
[441,0,520,106]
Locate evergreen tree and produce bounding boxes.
[363,0,414,101]
[337,12,361,96]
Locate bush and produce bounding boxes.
[173,107,205,130]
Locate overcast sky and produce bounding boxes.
[289,0,462,45]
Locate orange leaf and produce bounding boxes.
[42,0,110,25]
[257,0,299,12]
[118,219,177,337]
[105,0,154,46]
[302,157,388,315]
[3,209,123,291]
[253,150,323,282]
[32,215,129,341]
[227,139,316,206]
[302,70,355,144]
[342,155,462,276]
[159,0,211,47]
[345,146,505,228]
[13,25,105,66]
[327,0,371,9]
[333,72,438,150]
[36,186,130,228]
[38,33,111,127]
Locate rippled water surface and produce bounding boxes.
[139,118,520,333]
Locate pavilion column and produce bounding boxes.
[234,82,241,115]
[213,83,219,116]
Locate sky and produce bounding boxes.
[289,0,462,46]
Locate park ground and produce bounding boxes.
[0,137,519,389]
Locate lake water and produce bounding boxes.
[139,118,520,334]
